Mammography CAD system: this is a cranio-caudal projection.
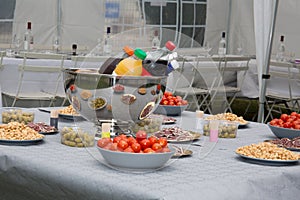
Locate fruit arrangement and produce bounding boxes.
[159,91,188,106]
[97,130,170,154]
[269,112,300,129]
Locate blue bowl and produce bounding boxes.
[154,104,188,116]
[268,123,300,139]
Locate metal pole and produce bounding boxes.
[257,0,279,123]
[56,0,62,46]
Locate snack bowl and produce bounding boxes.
[60,126,96,147]
[97,146,175,169]
[203,120,238,138]
[1,108,35,125]
[130,114,163,135]
[268,123,300,139]
[154,104,188,116]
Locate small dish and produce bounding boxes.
[88,96,107,110]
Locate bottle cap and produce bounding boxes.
[27,22,32,30]
[134,48,147,60]
[165,41,176,51]
[123,46,134,56]
[107,27,111,34]
[222,32,226,38]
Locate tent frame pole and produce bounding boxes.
[257,0,279,123]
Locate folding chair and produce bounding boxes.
[264,61,300,123]
[2,52,66,107]
[200,55,251,113]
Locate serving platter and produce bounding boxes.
[153,127,201,143]
[0,138,44,146]
[58,113,84,120]
[236,152,299,166]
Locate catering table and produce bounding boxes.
[0,108,299,200]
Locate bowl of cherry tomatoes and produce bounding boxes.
[96,130,175,169]
[154,91,188,116]
[268,112,300,139]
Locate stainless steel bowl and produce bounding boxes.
[63,68,167,125]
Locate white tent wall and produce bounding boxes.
[12,0,105,52]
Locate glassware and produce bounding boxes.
[218,32,226,57]
[276,35,285,62]
[52,37,60,53]
[24,22,33,51]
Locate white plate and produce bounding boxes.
[236,152,299,166]
[0,138,44,146]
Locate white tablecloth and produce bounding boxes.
[0,108,299,200]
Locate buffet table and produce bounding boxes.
[0,108,299,200]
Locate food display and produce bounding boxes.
[0,122,44,141]
[205,113,247,125]
[236,142,300,161]
[153,126,201,142]
[27,122,57,134]
[266,137,300,150]
[131,115,162,134]
[203,120,238,138]
[269,112,300,129]
[2,109,35,124]
[88,97,107,110]
[80,90,92,100]
[113,84,125,93]
[58,105,80,116]
[162,116,177,124]
[159,91,188,106]
[60,127,95,147]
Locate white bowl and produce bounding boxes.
[154,104,188,116]
[268,123,300,139]
[97,146,175,169]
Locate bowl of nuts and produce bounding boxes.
[60,126,96,147]
[1,108,35,125]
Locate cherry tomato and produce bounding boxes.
[124,146,134,153]
[162,100,169,105]
[97,138,112,148]
[140,139,151,150]
[161,147,171,152]
[113,136,122,144]
[136,130,147,143]
[127,137,137,146]
[283,122,292,128]
[148,136,158,146]
[131,142,141,153]
[181,100,188,105]
[290,112,298,117]
[295,124,300,129]
[117,140,129,150]
[158,138,168,148]
[143,148,155,153]
[280,114,289,122]
[109,143,118,151]
[152,143,162,152]
[164,91,172,97]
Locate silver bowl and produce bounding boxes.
[63,68,167,126]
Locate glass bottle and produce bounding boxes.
[72,44,77,56]
[98,46,134,74]
[103,27,112,56]
[24,22,33,51]
[218,31,226,57]
[114,48,147,76]
[151,30,160,50]
[146,41,176,64]
[276,35,285,62]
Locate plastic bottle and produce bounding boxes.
[24,22,33,51]
[218,32,226,57]
[276,35,285,62]
[101,123,111,138]
[114,48,147,76]
[98,46,134,74]
[151,30,161,50]
[103,27,112,56]
[146,41,176,64]
[50,110,58,129]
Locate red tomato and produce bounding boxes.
[140,139,151,150]
[280,114,289,122]
[143,148,155,153]
[161,147,171,152]
[176,102,182,106]
[176,96,182,101]
[135,130,147,142]
[119,134,128,140]
[290,112,298,117]
[162,100,169,105]
[127,137,137,146]
[108,143,118,151]
[148,136,158,146]
[158,138,168,148]
[152,143,162,152]
[181,100,188,105]
[124,146,134,153]
[131,142,141,153]
[117,140,129,150]
[97,138,112,148]
[113,136,122,144]
[269,119,278,126]
[164,91,172,97]
[168,101,175,106]
[295,124,300,129]
[283,122,292,128]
